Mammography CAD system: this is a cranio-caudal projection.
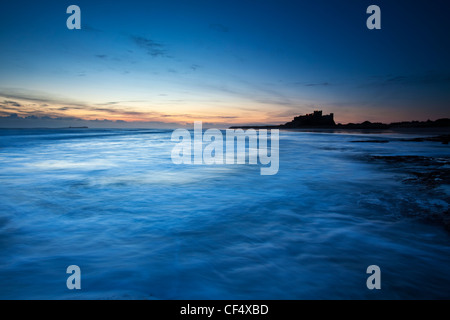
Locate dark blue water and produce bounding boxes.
[0,128,449,299]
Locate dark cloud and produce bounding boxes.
[89,107,148,117]
[3,100,22,107]
[304,82,330,87]
[131,36,168,57]
[95,100,146,106]
[95,54,108,59]
[191,64,201,71]
[0,89,88,108]
[96,101,119,106]
[82,25,103,33]
[364,72,450,88]
[156,113,238,120]
[0,89,242,127]
[0,90,136,118]
[0,113,185,129]
[216,116,238,119]
[384,73,450,85]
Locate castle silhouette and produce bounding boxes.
[283,110,335,128]
[230,110,450,130]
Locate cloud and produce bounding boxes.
[2,100,22,107]
[0,88,88,108]
[131,36,169,57]
[187,77,296,108]
[0,88,240,125]
[215,116,238,119]
[87,107,151,118]
[157,113,238,120]
[304,82,330,87]
[364,72,450,88]
[209,24,229,33]
[96,101,119,106]
[0,86,292,128]
[95,54,108,59]
[0,89,147,119]
[384,73,450,85]
[82,25,103,33]
[0,113,184,129]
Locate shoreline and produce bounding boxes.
[229,126,450,140]
[229,126,450,133]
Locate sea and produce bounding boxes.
[0,128,449,299]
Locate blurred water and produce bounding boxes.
[0,128,449,299]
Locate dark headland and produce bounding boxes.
[230,110,450,130]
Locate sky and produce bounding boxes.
[0,0,449,128]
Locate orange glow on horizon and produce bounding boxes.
[1,95,445,126]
